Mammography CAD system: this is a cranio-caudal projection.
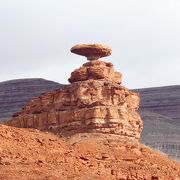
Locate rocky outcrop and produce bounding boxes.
[1,75,180,160]
[5,44,143,141]
[68,60,122,84]
[0,78,62,122]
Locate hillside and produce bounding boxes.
[134,86,180,161]
[0,78,62,121]
[0,125,179,180]
[135,85,180,126]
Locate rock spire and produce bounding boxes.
[5,44,143,141]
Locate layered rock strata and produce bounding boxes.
[5,44,143,141]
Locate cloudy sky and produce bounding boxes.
[0,0,180,88]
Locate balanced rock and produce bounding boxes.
[71,44,112,60]
[5,44,143,141]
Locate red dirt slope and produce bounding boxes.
[0,125,179,180]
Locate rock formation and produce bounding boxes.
[5,44,143,141]
[1,79,180,161]
[1,44,180,179]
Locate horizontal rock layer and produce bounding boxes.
[9,106,141,139]
[135,85,180,126]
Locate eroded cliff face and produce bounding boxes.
[5,45,143,141]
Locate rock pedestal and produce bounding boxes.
[5,44,143,141]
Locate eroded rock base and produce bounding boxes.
[5,79,142,141]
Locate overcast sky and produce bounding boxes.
[0,0,180,88]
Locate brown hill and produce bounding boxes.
[0,125,179,180]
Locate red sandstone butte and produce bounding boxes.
[5,44,142,141]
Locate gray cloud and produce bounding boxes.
[0,0,180,88]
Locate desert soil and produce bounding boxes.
[0,125,179,180]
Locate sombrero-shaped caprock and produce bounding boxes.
[71,44,112,60]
